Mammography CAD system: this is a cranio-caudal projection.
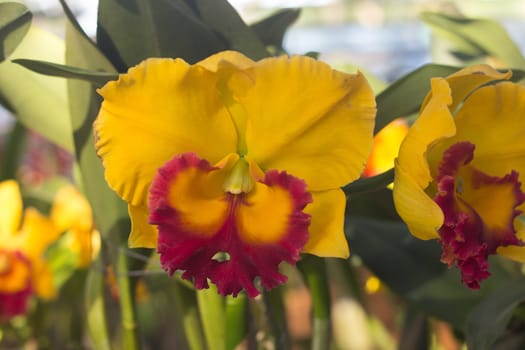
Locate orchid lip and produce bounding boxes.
[149,152,312,297]
[434,141,525,289]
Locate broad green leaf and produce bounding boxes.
[0,26,73,151]
[466,278,525,350]
[13,58,118,86]
[375,64,458,134]
[345,218,518,330]
[193,0,268,59]
[58,0,125,240]
[0,1,32,61]
[422,12,525,69]
[250,8,300,53]
[60,0,140,347]
[96,0,226,71]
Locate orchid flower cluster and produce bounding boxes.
[1,0,525,349]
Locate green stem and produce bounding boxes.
[85,263,111,350]
[226,293,248,350]
[197,286,225,350]
[299,255,331,350]
[0,120,26,180]
[264,286,290,350]
[173,282,205,350]
[116,249,140,350]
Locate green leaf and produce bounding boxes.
[250,8,300,53]
[46,231,80,288]
[0,1,32,61]
[13,58,118,86]
[59,0,125,236]
[192,0,269,59]
[60,2,141,348]
[96,0,226,71]
[0,26,73,151]
[422,12,525,69]
[343,168,394,195]
[466,278,525,350]
[375,64,459,134]
[345,218,517,330]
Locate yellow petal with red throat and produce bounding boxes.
[303,189,349,258]
[149,153,312,297]
[94,58,238,207]
[393,78,456,240]
[234,55,376,191]
[0,180,22,240]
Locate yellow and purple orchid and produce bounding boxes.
[0,180,58,320]
[94,51,376,297]
[393,65,525,289]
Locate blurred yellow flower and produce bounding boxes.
[50,184,101,267]
[363,119,408,178]
[0,180,58,320]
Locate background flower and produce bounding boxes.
[393,65,525,288]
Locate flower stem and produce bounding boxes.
[197,285,226,350]
[85,264,111,350]
[226,293,248,350]
[299,255,331,350]
[173,282,205,350]
[116,249,140,350]
[264,286,291,350]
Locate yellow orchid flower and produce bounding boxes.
[363,118,408,177]
[94,51,376,297]
[50,184,101,268]
[393,64,525,289]
[0,180,58,320]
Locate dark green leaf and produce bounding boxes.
[375,64,459,134]
[346,187,399,221]
[346,218,518,329]
[343,168,394,195]
[250,8,300,52]
[466,278,525,350]
[422,12,525,69]
[13,58,118,86]
[192,0,269,59]
[0,2,32,61]
[96,0,226,71]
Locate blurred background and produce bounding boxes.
[20,0,525,82]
